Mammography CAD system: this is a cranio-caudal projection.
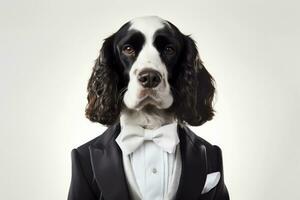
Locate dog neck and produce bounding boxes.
[120,105,176,129]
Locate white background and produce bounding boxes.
[1,0,299,199]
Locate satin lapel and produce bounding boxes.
[175,124,208,200]
[89,123,131,200]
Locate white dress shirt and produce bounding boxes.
[115,122,221,199]
[116,122,181,200]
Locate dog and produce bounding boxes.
[68,16,229,200]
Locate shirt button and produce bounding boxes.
[152,168,157,174]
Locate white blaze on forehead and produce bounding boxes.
[129,16,167,40]
[128,16,167,72]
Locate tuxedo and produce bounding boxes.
[67,122,229,200]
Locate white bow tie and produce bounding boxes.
[115,122,179,155]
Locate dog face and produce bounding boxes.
[117,17,183,110]
[85,16,215,126]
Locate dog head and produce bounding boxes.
[85,16,215,126]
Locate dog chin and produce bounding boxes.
[127,95,173,111]
[123,88,174,110]
[134,96,162,110]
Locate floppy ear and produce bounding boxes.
[173,35,216,126]
[85,34,122,126]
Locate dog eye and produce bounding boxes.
[163,45,175,55]
[122,45,135,56]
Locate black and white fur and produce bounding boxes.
[85,16,215,129]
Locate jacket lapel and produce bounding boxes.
[89,123,131,200]
[174,124,208,200]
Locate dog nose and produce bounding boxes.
[137,69,162,88]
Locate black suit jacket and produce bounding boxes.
[67,122,229,200]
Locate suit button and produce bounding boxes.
[152,168,157,174]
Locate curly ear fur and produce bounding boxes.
[85,35,122,126]
[172,35,216,126]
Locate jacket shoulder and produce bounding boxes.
[69,125,116,198]
[182,125,224,172]
[70,133,103,177]
[75,123,119,154]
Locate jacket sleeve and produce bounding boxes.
[212,145,230,200]
[67,148,98,200]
